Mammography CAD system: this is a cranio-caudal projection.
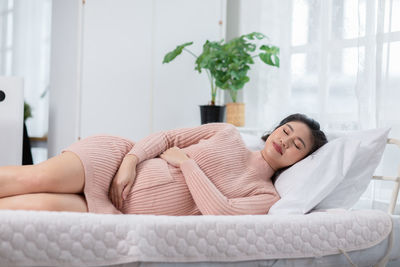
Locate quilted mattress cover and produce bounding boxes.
[0,209,396,266]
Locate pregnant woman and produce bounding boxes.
[0,113,327,215]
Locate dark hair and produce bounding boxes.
[262,113,328,155]
[262,113,328,184]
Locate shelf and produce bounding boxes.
[29,135,48,148]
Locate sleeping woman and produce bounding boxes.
[0,113,327,215]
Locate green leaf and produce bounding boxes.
[245,43,256,52]
[162,42,193,63]
[24,102,33,121]
[274,55,280,67]
[259,44,280,67]
[163,32,279,103]
[229,70,240,79]
[244,32,266,40]
[260,45,279,55]
[259,53,273,65]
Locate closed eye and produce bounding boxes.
[294,142,300,149]
[286,123,307,149]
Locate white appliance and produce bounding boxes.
[0,77,24,166]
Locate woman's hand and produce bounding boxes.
[109,154,138,210]
[160,147,190,167]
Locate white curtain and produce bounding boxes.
[239,0,400,213]
[0,0,52,163]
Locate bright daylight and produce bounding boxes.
[0,0,399,266]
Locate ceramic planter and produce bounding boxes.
[199,105,225,124]
[226,102,245,127]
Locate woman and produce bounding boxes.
[0,113,327,215]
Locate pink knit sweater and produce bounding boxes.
[123,122,280,216]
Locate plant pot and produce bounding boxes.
[226,102,245,127]
[199,105,225,124]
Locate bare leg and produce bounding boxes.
[0,192,88,213]
[0,151,85,198]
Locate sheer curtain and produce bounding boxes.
[238,0,400,213]
[0,0,52,163]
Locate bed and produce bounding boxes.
[0,208,398,267]
[0,136,399,267]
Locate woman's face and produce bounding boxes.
[261,121,313,170]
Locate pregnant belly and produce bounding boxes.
[131,157,175,192]
[121,158,198,215]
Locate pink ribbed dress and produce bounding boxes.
[61,123,280,215]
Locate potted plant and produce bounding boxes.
[163,41,225,124]
[162,32,279,125]
[215,32,279,126]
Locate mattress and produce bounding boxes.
[0,209,398,267]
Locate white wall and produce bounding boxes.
[48,0,82,158]
[79,0,153,139]
[152,0,226,132]
[48,0,226,157]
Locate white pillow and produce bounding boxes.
[239,132,265,151]
[268,137,360,215]
[314,127,391,210]
[268,127,391,215]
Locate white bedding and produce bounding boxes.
[0,209,398,267]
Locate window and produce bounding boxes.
[238,0,400,212]
[0,0,14,76]
[0,0,52,164]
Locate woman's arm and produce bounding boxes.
[160,146,279,215]
[180,159,280,215]
[109,154,139,210]
[127,123,235,164]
